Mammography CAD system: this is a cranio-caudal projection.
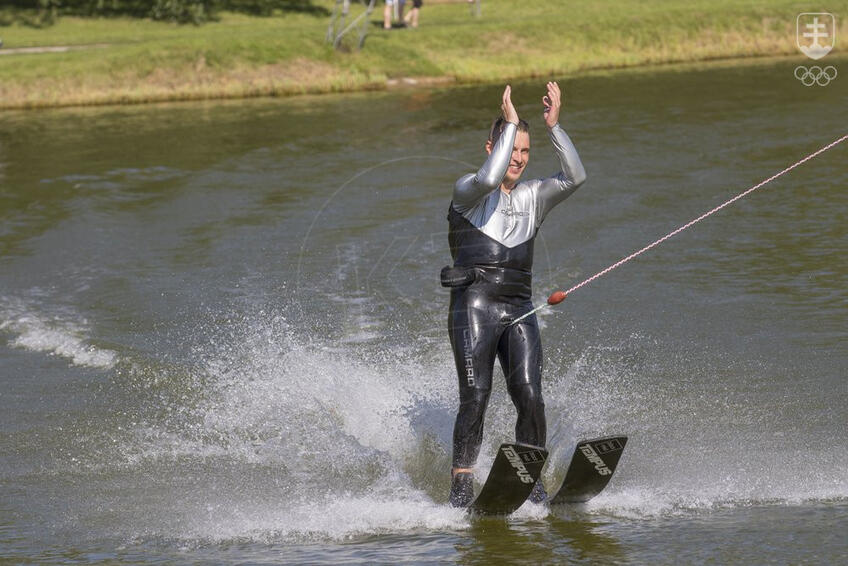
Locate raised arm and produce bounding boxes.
[535,82,587,225]
[453,85,519,213]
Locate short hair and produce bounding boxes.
[488,117,530,145]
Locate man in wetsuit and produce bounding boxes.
[443,82,587,507]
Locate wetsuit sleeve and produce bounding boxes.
[535,123,587,226]
[452,122,517,213]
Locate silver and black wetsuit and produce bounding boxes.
[447,121,586,469]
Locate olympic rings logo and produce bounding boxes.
[794,65,838,86]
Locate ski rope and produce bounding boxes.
[510,133,848,326]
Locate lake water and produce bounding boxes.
[1,56,846,564]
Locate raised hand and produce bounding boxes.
[502,85,519,125]
[542,81,561,128]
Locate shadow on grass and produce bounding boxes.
[371,20,409,29]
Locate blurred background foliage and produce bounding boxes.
[2,0,327,25]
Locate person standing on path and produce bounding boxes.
[403,0,422,28]
[383,0,405,29]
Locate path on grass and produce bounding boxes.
[0,43,109,56]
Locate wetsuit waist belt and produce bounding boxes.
[443,265,531,299]
[473,265,532,288]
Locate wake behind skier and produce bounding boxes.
[442,82,587,507]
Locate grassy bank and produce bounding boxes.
[1,0,845,109]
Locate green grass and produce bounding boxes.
[0,0,845,108]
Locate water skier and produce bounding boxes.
[443,82,587,507]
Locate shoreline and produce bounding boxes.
[0,53,820,112]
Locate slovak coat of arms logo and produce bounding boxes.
[797,13,836,60]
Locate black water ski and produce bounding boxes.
[549,436,627,505]
[467,443,548,515]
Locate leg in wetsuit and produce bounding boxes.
[448,276,546,470]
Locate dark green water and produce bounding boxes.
[1,56,846,564]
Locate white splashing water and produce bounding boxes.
[117,312,467,541]
[116,308,848,542]
[541,337,848,517]
[0,297,117,369]
[57,305,847,543]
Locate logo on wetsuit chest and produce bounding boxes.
[462,329,475,386]
[579,444,612,476]
[499,208,530,217]
[502,446,536,483]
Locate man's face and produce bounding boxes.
[506,130,531,185]
[487,130,530,186]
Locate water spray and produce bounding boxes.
[511,133,848,326]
